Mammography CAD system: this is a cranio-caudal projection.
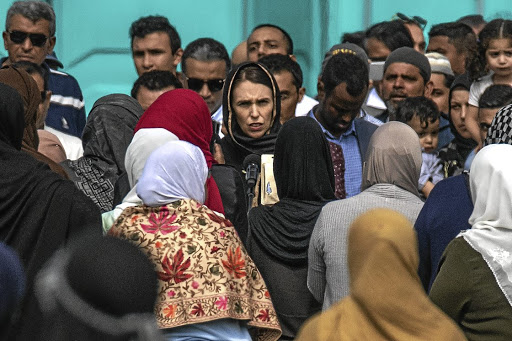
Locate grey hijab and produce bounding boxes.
[362,121,422,195]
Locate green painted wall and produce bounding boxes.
[1,0,511,114]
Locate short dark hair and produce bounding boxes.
[428,22,476,55]
[395,96,440,129]
[341,30,366,49]
[6,1,56,36]
[439,73,455,89]
[129,16,181,54]
[365,20,414,59]
[131,70,183,98]
[258,53,303,89]
[321,52,369,98]
[479,84,512,109]
[182,38,230,75]
[457,14,487,29]
[12,61,49,91]
[251,24,294,54]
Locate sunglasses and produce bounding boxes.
[8,30,48,47]
[186,78,225,92]
[393,13,427,30]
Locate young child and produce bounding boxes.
[466,19,512,146]
[395,96,443,198]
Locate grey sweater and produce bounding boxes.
[307,183,424,310]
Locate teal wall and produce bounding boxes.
[1,0,511,114]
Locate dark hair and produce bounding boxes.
[6,1,56,36]
[428,22,477,67]
[12,61,49,91]
[479,84,512,109]
[251,24,294,54]
[129,16,181,54]
[258,53,303,89]
[467,19,512,81]
[457,14,487,29]
[131,70,183,98]
[232,65,274,90]
[365,20,414,59]
[441,73,456,89]
[182,38,230,75]
[341,30,366,49]
[395,96,440,129]
[321,53,369,97]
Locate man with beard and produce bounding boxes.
[379,47,433,122]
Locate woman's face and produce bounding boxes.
[232,80,274,139]
[450,88,472,139]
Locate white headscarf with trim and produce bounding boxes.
[137,140,208,206]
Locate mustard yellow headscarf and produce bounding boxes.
[296,208,466,341]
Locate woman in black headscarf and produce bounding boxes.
[0,82,101,339]
[220,61,281,174]
[246,117,336,340]
[62,94,144,213]
[438,73,478,177]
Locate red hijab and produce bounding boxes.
[134,89,224,214]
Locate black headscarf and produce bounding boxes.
[0,124,101,339]
[62,94,144,212]
[0,83,25,150]
[220,62,281,170]
[447,73,478,157]
[248,117,336,265]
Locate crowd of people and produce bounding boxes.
[1,1,512,340]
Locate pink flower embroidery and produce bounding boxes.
[215,296,228,310]
[140,209,180,235]
[257,309,270,322]
[167,290,175,298]
[220,231,225,238]
[192,281,199,289]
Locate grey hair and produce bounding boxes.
[6,1,56,37]
[182,38,230,74]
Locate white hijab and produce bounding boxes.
[462,144,512,307]
[137,140,208,206]
[111,128,179,219]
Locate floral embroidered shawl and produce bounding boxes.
[109,198,281,340]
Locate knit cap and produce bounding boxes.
[384,47,431,83]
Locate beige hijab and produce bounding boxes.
[296,209,466,341]
[362,121,422,195]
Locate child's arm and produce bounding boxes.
[421,181,435,198]
[466,104,481,147]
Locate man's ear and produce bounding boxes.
[47,36,56,54]
[298,87,305,103]
[423,80,434,98]
[317,78,325,102]
[3,31,8,51]
[173,48,184,67]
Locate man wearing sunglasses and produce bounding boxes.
[2,1,86,139]
[393,13,428,54]
[182,38,230,127]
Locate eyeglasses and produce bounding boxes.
[392,13,427,30]
[8,30,48,47]
[186,78,225,92]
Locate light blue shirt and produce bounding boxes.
[308,110,362,197]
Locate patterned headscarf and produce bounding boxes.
[484,103,512,146]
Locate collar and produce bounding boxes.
[308,108,357,141]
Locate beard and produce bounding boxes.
[385,100,398,121]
